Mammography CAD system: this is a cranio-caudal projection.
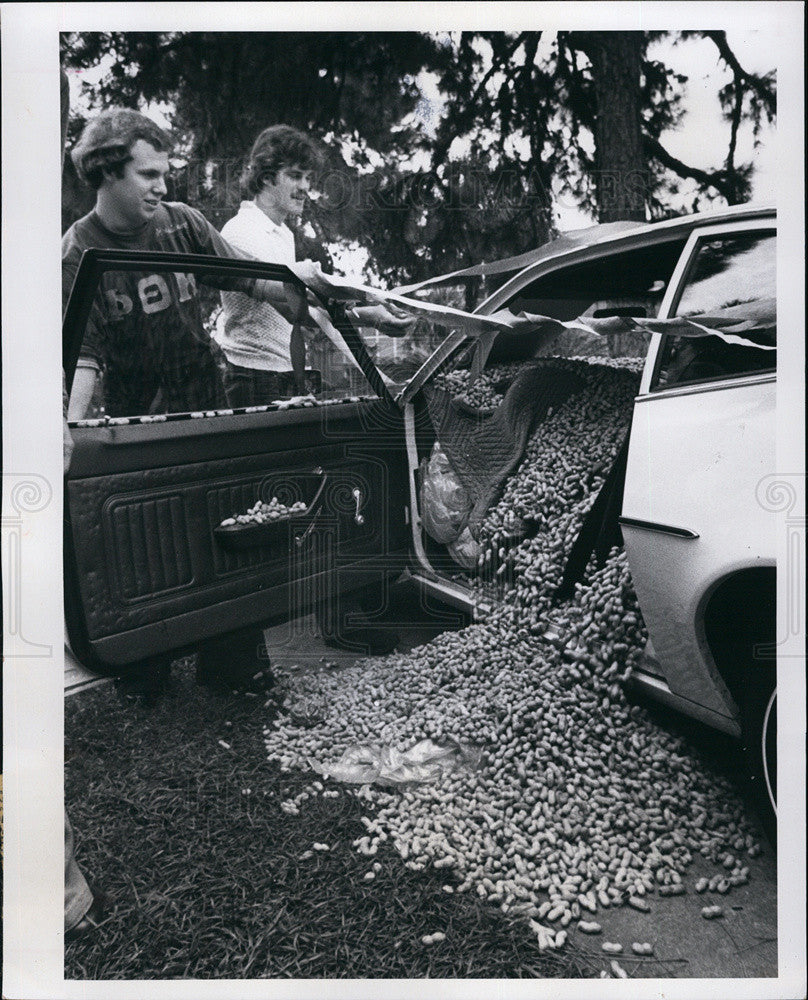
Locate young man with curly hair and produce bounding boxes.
[215,125,322,404]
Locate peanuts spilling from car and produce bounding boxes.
[262,356,765,961]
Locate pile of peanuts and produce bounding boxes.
[220,497,308,527]
[263,356,762,948]
[435,362,525,410]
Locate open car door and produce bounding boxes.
[63,250,411,673]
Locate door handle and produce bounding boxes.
[295,507,322,547]
[294,471,329,547]
[352,487,365,525]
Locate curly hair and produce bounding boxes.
[71,109,173,189]
[241,125,322,198]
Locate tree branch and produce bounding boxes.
[432,32,533,171]
[642,134,745,203]
[556,34,593,130]
[702,30,776,111]
[704,30,755,83]
[726,78,742,173]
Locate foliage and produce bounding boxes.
[61,31,776,283]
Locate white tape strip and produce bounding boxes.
[290,264,775,353]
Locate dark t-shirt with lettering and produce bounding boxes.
[62,201,251,416]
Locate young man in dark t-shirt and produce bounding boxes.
[63,109,319,419]
[63,109,322,693]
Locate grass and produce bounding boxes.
[65,658,600,980]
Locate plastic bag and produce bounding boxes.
[447,526,480,570]
[419,443,471,544]
[310,738,482,786]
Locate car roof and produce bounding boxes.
[397,203,776,301]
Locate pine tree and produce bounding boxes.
[62,30,776,282]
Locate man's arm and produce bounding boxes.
[251,277,310,324]
[63,369,74,474]
[348,303,417,337]
[251,260,332,324]
[63,239,107,421]
[67,365,98,421]
[188,204,314,323]
[193,206,414,353]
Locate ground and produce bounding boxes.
[65,583,776,980]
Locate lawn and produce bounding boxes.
[65,658,598,979]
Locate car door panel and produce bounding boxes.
[66,401,410,670]
[623,381,774,707]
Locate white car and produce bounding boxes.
[402,203,777,833]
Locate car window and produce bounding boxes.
[67,262,376,422]
[353,316,452,392]
[652,231,776,391]
[434,239,687,379]
[488,239,686,366]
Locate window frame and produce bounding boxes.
[644,219,777,397]
[62,248,396,418]
[398,230,694,406]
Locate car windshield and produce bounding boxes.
[395,273,520,315]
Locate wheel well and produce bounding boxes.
[703,566,776,706]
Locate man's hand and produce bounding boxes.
[292,259,325,288]
[350,302,417,337]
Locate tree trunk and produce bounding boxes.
[582,33,647,223]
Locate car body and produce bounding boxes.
[63,203,777,826]
[400,203,777,830]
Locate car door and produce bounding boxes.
[64,249,411,673]
[621,218,777,723]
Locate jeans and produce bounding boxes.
[222,360,321,407]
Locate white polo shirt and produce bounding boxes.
[216,200,296,371]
